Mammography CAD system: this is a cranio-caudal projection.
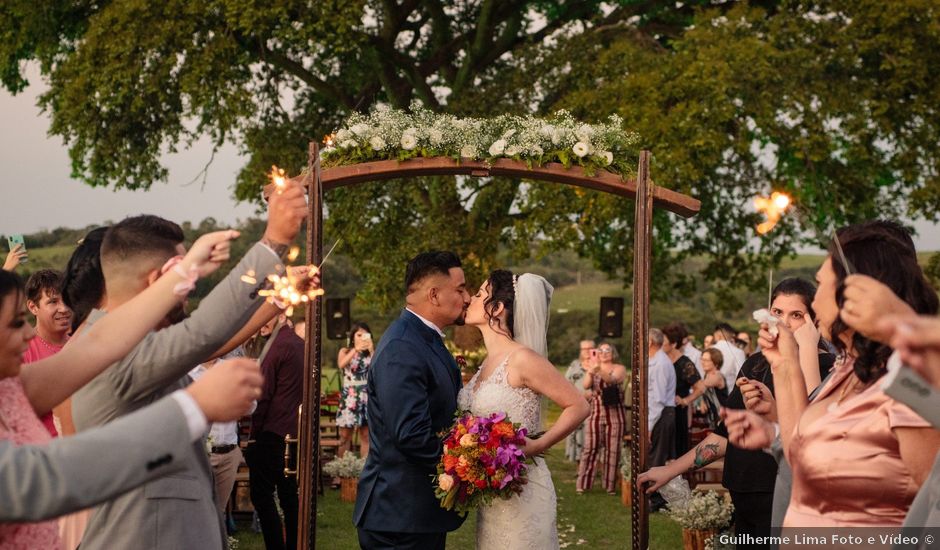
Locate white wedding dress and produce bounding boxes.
[457,355,560,550]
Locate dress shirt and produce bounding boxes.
[647,349,677,431]
[251,328,305,439]
[189,358,256,446]
[405,308,446,339]
[168,391,209,441]
[711,339,746,392]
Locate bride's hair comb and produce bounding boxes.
[512,274,518,297]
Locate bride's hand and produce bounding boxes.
[519,437,543,458]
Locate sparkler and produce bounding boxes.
[754,191,792,308]
[269,165,287,193]
[831,228,855,275]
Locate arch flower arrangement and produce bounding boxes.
[321,103,642,177]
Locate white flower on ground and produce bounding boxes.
[488,139,507,156]
[572,141,591,158]
[602,151,614,165]
[369,136,387,150]
[460,145,478,158]
[429,129,444,146]
[400,132,417,150]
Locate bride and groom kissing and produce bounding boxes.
[354,251,591,550]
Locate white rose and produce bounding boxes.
[460,145,478,158]
[488,139,507,156]
[429,129,444,146]
[539,125,554,138]
[369,136,387,150]
[350,123,369,136]
[572,141,591,158]
[400,132,417,150]
[531,145,544,156]
[438,473,455,491]
[551,129,562,145]
[505,145,521,156]
[602,151,613,165]
[575,124,595,142]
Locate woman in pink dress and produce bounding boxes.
[0,231,236,548]
[757,220,940,527]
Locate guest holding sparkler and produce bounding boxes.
[639,278,834,544]
[724,221,940,528]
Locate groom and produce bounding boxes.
[354,251,471,549]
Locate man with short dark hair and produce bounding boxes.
[23,269,72,436]
[354,250,470,550]
[71,183,308,550]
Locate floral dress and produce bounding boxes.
[0,376,62,549]
[336,353,370,428]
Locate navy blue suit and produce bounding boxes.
[354,310,465,548]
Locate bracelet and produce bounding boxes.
[160,256,199,296]
[171,263,199,296]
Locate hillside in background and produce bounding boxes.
[6,221,939,367]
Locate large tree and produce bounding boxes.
[4,1,938,310]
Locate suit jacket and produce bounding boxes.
[353,310,466,533]
[71,242,280,550]
[0,396,192,522]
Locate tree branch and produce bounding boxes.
[238,33,355,109]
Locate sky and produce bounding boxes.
[1,66,938,252]
[0,67,257,238]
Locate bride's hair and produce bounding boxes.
[483,269,515,338]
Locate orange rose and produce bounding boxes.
[443,454,458,470]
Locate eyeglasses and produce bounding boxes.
[598,348,613,354]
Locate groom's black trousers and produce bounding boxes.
[357,528,446,550]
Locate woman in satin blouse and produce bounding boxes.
[757,220,940,527]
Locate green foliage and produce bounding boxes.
[5,1,940,307]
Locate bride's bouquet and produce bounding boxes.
[434,411,530,512]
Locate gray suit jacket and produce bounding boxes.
[0,396,191,522]
[71,243,279,550]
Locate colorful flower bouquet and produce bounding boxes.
[434,411,530,513]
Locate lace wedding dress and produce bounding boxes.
[457,355,560,550]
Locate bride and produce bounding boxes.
[457,270,590,549]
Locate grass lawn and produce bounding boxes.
[233,398,683,549]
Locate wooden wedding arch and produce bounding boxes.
[283,143,700,549]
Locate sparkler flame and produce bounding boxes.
[755,191,792,235]
[257,267,325,310]
[269,165,287,193]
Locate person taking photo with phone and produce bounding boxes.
[576,341,628,495]
[337,321,374,459]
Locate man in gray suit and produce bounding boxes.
[1,358,261,522]
[71,184,307,550]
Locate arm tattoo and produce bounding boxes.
[260,236,290,260]
[690,443,721,470]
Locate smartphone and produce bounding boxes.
[361,333,372,342]
[6,234,26,264]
